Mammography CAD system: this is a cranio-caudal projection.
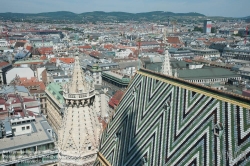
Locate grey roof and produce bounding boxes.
[178,68,240,79]
[231,65,242,71]
[95,85,102,90]
[0,116,55,152]
[3,119,12,136]
[53,75,71,79]
[87,62,118,67]
[14,42,25,48]
[0,86,30,95]
[224,47,250,53]
[119,61,141,69]
[106,89,115,97]
[171,60,189,69]
[145,62,162,72]
[48,69,65,75]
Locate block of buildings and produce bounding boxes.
[190,48,220,59]
[102,70,131,90]
[86,63,102,85]
[45,82,65,135]
[223,47,250,61]
[11,76,47,114]
[0,94,58,166]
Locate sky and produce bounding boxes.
[0,0,249,17]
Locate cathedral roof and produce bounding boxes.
[96,68,250,165]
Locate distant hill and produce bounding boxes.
[0,11,206,22]
[242,16,250,23]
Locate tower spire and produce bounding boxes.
[58,55,102,165]
[162,28,172,76]
[161,50,172,76]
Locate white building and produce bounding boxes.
[222,47,250,61]
[6,67,34,84]
[0,39,9,47]
[115,49,133,58]
[190,48,220,59]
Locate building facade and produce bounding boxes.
[86,64,102,85]
[102,71,131,90]
[203,19,212,33]
[222,47,250,61]
[190,48,220,59]
[45,82,65,136]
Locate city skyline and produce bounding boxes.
[0,0,249,17]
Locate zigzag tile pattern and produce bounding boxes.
[95,69,250,166]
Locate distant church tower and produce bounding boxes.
[162,28,172,76]
[58,55,102,165]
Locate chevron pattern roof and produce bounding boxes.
[95,68,250,166]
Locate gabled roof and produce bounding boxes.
[167,37,181,44]
[37,47,53,55]
[209,38,226,43]
[136,41,159,46]
[14,42,26,48]
[16,77,46,91]
[108,90,125,108]
[78,45,92,49]
[0,61,10,68]
[50,57,75,64]
[26,46,33,51]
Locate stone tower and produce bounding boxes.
[161,50,172,76]
[58,55,102,165]
[162,28,172,76]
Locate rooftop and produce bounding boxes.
[46,82,65,105]
[178,67,240,79]
[0,86,30,95]
[0,116,55,152]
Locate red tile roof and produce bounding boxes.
[108,90,125,108]
[78,45,92,49]
[37,47,53,55]
[0,61,9,68]
[196,38,206,41]
[50,57,75,64]
[40,55,47,60]
[19,77,38,83]
[23,82,45,90]
[167,37,181,44]
[18,77,46,90]
[26,46,33,51]
[0,98,6,105]
[136,41,159,46]
[104,44,114,50]
[89,51,101,57]
[209,38,226,42]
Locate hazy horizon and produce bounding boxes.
[1,0,249,17]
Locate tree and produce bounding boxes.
[211,27,216,33]
[193,26,203,33]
